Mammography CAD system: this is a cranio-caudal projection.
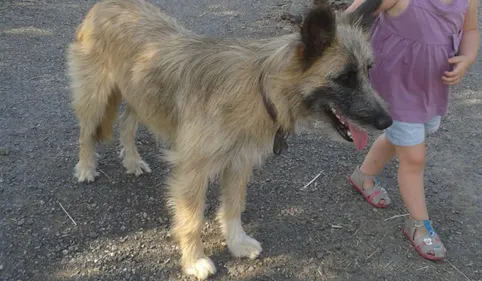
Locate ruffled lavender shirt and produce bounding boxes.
[369,0,469,123]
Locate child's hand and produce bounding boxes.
[442,55,472,86]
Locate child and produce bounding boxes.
[345,0,480,260]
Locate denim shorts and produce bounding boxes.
[385,116,441,146]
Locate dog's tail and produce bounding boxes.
[67,9,121,143]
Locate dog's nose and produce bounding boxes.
[375,116,393,130]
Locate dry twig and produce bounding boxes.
[447,260,472,281]
[317,268,323,277]
[301,170,323,190]
[98,168,112,181]
[366,249,379,261]
[58,202,77,226]
[354,227,361,235]
[383,213,409,221]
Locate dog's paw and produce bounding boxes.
[184,257,216,280]
[123,158,151,176]
[120,149,151,176]
[228,234,262,259]
[74,163,99,183]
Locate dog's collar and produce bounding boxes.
[258,74,289,155]
[259,74,278,123]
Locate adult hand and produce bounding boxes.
[442,55,473,86]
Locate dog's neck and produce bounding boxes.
[258,72,291,155]
[255,36,305,134]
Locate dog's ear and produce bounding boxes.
[298,4,336,70]
[347,0,382,29]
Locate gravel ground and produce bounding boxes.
[1,0,481,281]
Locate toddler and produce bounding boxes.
[345,0,480,260]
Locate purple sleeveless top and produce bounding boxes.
[369,0,468,123]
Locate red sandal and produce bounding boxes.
[349,165,391,208]
[403,218,446,261]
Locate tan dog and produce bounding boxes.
[67,0,389,279]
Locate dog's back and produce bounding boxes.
[67,0,187,142]
[67,0,279,155]
[70,0,191,81]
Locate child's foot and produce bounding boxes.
[349,165,391,208]
[403,218,446,261]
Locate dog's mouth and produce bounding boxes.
[323,106,368,150]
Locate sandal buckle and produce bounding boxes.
[423,237,433,246]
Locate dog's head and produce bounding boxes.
[294,0,392,139]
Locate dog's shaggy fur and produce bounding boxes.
[67,0,389,279]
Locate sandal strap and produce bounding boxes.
[405,219,446,258]
[364,184,391,205]
[351,166,391,205]
[353,165,374,182]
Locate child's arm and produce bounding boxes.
[345,0,398,14]
[442,0,480,85]
[459,0,480,63]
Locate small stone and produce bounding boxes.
[142,212,148,219]
[0,264,3,270]
[0,148,9,156]
[248,266,254,271]
[62,249,69,255]
[17,219,25,226]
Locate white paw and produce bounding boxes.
[228,234,262,259]
[123,159,151,176]
[184,257,216,280]
[74,163,99,183]
[120,149,151,176]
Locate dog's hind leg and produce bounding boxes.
[217,163,262,259]
[70,63,119,183]
[118,107,151,176]
[167,163,216,280]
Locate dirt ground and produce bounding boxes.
[1,0,481,280]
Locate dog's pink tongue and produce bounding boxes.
[348,123,368,151]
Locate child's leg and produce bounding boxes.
[360,133,396,189]
[395,143,428,230]
[350,133,395,207]
[395,116,442,231]
[390,116,446,259]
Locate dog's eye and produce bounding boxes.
[335,70,358,89]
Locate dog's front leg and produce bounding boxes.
[218,163,262,259]
[167,165,216,280]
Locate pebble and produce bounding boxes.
[17,219,25,226]
[62,249,69,255]
[0,148,9,156]
[0,264,3,270]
